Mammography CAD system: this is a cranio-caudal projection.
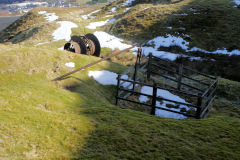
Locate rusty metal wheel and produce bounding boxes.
[85,33,101,57]
[70,36,87,54]
[71,41,81,54]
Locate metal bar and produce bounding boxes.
[117,97,153,107]
[118,88,154,98]
[119,78,199,97]
[196,93,203,119]
[183,66,216,80]
[52,46,135,81]
[117,97,196,118]
[200,95,216,118]
[151,63,178,75]
[151,71,205,92]
[177,63,183,90]
[147,53,152,79]
[154,106,196,118]
[151,83,157,115]
[115,75,121,105]
[182,74,209,86]
[151,55,179,67]
[202,79,218,97]
[119,86,197,108]
[155,97,198,108]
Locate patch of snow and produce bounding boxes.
[124,7,132,13]
[52,21,78,41]
[38,11,58,22]
[189,8,197,12]
[8,69,13,71]
[36,41,50,46]
[232,0,240,5]
[147,34,189,50]
[86,18,116,30]
[0,139,4,143]
[139,86,189,119]
[105,15,113,18]
[122,0,136,6]
[88,70,130,87]
[108,18,116,23]
[65,62,75,68]
[86,21,108,29]
[94,31,132,50]
[167,27,172,30]
[145,34,240,56]
[173,13,188,16]
[111,7,117,12]
[58,47,64,50]
[82,9,101,20]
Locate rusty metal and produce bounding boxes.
[64,33,101,57]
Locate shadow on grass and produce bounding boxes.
[59,63,240,160]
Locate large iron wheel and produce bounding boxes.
[85,33,101,57]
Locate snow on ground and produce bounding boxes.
[145,34,240,56]
[52,21,78,41]
[81,9,101,20]
[122,0,136,6]
[111,7,117,12]
[86,18,116,29]
[58,46,64,50]
[38,11,77,41]
[94,31,132,50]
[86,21,109,29]
[124,7,132,13]
[38,11,58,22]
[232,0,240,5]
[88,70,131,88]
[173,13,188,16]
[0,139,4,143]
[36,41,50,46]
[65,62,75,68]
[139,86,189,119]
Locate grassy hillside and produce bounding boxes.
[0,1,240,159]
[0,44,240,159]
[104,0,240,51]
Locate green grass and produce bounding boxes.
[0,2,240,159]
[0,42,240,160]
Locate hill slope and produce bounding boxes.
[0,1,240,159]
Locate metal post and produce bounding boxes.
[115,75,121,106]
[151,83,157,115]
